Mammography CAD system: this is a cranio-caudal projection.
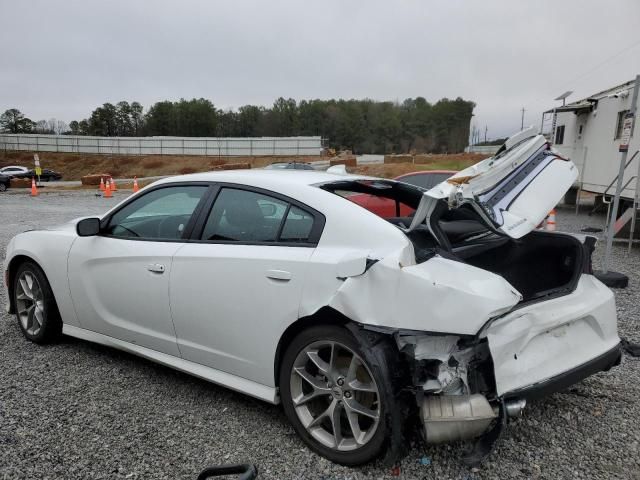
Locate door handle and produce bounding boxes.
[147,263,166,274]
[266,269,292,281]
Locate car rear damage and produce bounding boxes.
[318,129,622,464]
[326,231,620,463]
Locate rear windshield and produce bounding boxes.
[318,179,423,220]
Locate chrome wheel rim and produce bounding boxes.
[290,340,381,451]
[16,271,44,336]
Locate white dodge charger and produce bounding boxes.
[3,129,621,466]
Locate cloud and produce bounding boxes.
[1,0,639,140]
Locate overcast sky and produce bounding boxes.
[1,0,639,139]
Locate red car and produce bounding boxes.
[348,170,456,218]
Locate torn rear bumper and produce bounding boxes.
[501,342,621,401]
[485,273,620,396]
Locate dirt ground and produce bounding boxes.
[352,153,486,178]
[0,151,322,181]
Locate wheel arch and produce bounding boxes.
[6,254,50,314]
[274,306,352,389]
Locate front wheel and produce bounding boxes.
[13,262,62,343]
[280,325,393,465]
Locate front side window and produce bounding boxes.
[106,186,207,239]
[201,187,316,244]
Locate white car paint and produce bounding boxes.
[425,129,578,238]
[2,141,619,408]
[486,274,619,395]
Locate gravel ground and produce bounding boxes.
[0,192,639,479]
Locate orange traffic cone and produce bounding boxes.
[110,177,117,191]
[30,177,38,197]
[99,177,105,191]
[104,179,113,198]
[133,176,140,193]
[546,209,557,231]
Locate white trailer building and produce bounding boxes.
[542,79,639,204]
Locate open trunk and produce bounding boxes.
[450,228,589,304]
[396,213,592,305]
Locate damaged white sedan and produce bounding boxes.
[3,128,621,466]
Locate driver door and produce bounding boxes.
[68,184,210,356]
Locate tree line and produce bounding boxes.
[1,96,475,154]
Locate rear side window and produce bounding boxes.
[200,188,318,244]
[280,206,314,242]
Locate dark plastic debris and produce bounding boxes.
[622,338,640,357]
[461,400,507,467]
[581,227,603,233]
[197,463,258,480]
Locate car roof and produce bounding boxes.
[155,168,376,188]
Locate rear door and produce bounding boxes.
[426,129,578,238]
[169,185,324,386]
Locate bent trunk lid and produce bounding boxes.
[425,128,578,239]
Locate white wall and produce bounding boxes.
[0,135,323,157]
[552,93,640,198]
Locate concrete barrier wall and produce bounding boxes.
[464,145,500,155]
[0,134,323,156]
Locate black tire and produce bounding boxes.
[13,261,62,344]
[0,183,6,192]
[279,324,404,466]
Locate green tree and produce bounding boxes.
[0,108,36,133]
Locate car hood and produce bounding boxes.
[419,127,578,239]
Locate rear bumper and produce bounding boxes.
[486,274,620,396]
[502,342,621,401]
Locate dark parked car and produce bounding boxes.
[0,174,10,192]
[13,168,63,181]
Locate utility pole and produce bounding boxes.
[521,108,526,130]
[484,125,488,143]
[595,73,639,288]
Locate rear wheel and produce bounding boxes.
[280,325,390,465]
[13,262,62,344]
[0,183,6,192]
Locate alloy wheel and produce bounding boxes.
[16,271,45,336]
[289,340,381,452]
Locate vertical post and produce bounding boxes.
[575,147,588,215]
[628,153,640,252]
[599,74,639,283]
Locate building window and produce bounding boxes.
[615,110,630,139]
[555,125,565,145]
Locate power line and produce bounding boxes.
[553,38,640,92]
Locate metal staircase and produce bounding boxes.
[600,150,640,251]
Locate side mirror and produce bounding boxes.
[77,217,101,237]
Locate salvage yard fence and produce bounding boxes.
[0,134,323,157]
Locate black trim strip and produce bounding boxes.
[96,180,327,248]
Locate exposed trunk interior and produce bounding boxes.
[460,230,585,303]
[391,210,588,304]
